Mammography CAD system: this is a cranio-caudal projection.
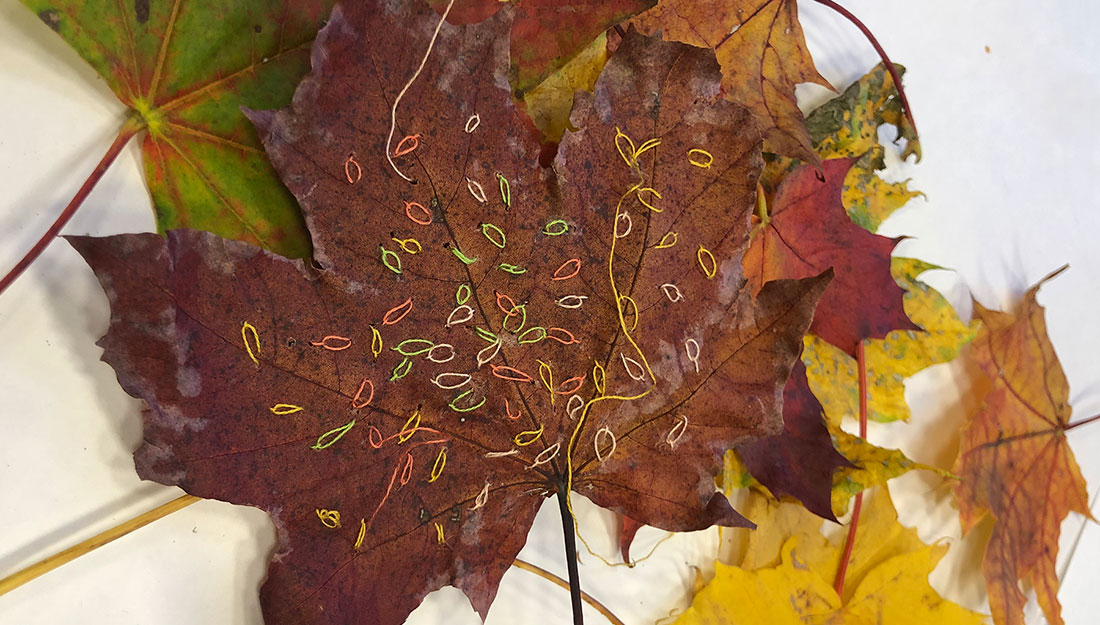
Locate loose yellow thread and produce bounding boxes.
[380,245,402,274]
[655,232,678,249]
[635,137,661,161]
[517,326,546,344]
[354,518,366,550]
[241,321,260,364]
[449,389,487,413]
[481,223,506,248]
[515,423,544,446]
[270,404,303,415]
[391,236,422,254]
[496,172,511,208]
[618,295,639,332]
[498,263,526,275]
[538,360,554,404]
[390,357,412,381]
[435,522,445,544]
[636,187,662,212]
[428,447,447,482]
[451,247,478,265]
[393,338,435,356]
[687,148,714,169]
[398,410,421,444]
[456,284,472,305]
[501,304,527,334]
[316,508,341,529]
[543,219,569,236]
[697,245,717,279]
[614,127,637,166]
[592,361,606,395]
[370,325,383,358]
[312,420,356,450]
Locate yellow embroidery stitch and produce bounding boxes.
[316,508,341,529]
[687,148,714,169]
[515,424,544,446]
[398,410,421,444]
[391,236,422,254]
[697,245,717,279]
[270,404,302,415]
[428,447,447,483]
[241,321,260,364]
[354,518,366,550]
[655,232,678,249]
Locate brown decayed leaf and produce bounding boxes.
[632,0,833,162]
[69,3,828,624]
[954,269,1093,625]
[743,157,918,358]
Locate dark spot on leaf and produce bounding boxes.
[253,24,263,34]
[38,9,62,31]
[134,0,150,24]
[417,507,430,523]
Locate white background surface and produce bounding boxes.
[1,0,1099,623]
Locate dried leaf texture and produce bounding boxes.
[70,2,827,624]
[632,0,833,162]
[954,271,1092,625]
[23,0,334,257]
[744,158,918,357]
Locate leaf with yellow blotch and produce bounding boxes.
[954,268,1094,625]
[675,489,985,625]
[523,34,609,146]
[830,428,945,516]
[806,258,980,425]
[631,0,833,162]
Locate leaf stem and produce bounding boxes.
[513,558,623,625]
[833,340,868,597]
[557,487,585,625]
[1066,413,1100,431]
[811,0,918,142]
[0,116,144,297]
[0,494,198,597]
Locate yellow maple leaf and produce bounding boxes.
[522,33,608,144]
[676,489,985,625]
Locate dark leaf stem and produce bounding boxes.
[811,0,918,141]
[0,116,143,297]
[558,486,585,625]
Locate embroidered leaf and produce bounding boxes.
[432,0,655,96]
[69,4,828,624]
[22,0,335,258]
[953,269,1093,625]
[677,489,985,625]
[632,0,833,162]
[744,157,918,358]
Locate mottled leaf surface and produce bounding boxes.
[954,270,1092,625]
[70,2,826,624]
[24,0,334,257]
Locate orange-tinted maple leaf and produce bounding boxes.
[632,0,833,162]
[743,157,917,357]
[953,268,1094,625]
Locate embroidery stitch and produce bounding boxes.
[390,357,413,381]
[451,247,478,265]
[661,283,684,303]
[667,415,688,448]
[464,113,480,133]
[370,325,383,358]
[270,404,303,415]
[392,236,422,255]
[404,201,432,225]
[354,518,366,550]
[352,379,375,409]
[380,245,403,274]
[684,338,701,373]
[383,298,414,325]
[543,219,569,236]
[446,305,475,328]
[316,508,341,529]
[311,419,356,450]
[552,258,581,281]
[427,343,455,363]
[449,389,486,413]
[344,155,362,184]
[311,335,352,351]
[491,364,534,383]
[687,148,714,169]
[432,372,472,389]
[556,295,587,309]
[466,178,487,203]
[428,447,447,483]
[241,321,260,364]
[393,134,420,157]
[655,232,678,249]
[393,338,435,356]
[515,424,544,446]
[546,327,580,345]
[594,427,616,461]
[697,245,717,279]
[481,223,506,248]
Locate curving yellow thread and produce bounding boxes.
[428,447,447,483]
[481,223,506,248]
[270,404,302,415]
[451,247,478,265]
[635,137,661,161]
[474,326,497,343]
[456,284,472,305]
[537,360,554,404]
[697,245,717,279]
[392,338,435,356]
[517,326,546,344]
[618,295,639,333]
[449,389,487,413]
[398,410,421,444]
[515,423,544,446]
[316,508,341,529]
[636,187,662,212]
[391,236,422,255]
[655,232,678,249]
[390,357,412,381]
[592,361,606,395]
[241,322,260,364]
[543,219,569,236]
[496,172,511,208]
[687,148,714,169]
[354,518,366,550]
[501,304,527,334]
[312,419,355,450]
[498,263,526,275]
[380,245,402,274]
[435,522,445,544]
[370,325,383,358]
[613,127,637,166]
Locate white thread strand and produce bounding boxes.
[446,305,475,328]
[666,415,688,449]
[466,177,487,203]
[661,283,684,303]
[432,372,471,390]
[486,449,518,458]
[385,0,456,182]
[556,295,588,309]
[594,427,617,462]
[529,442,561,468]
[615,212,633,238]
[621,353,646,381]
[566,394,584,420]
[427,343,455,363]
[685,338,701,373]
[465,113,481,133]
[471,482,491,510]
[476,340,501,368]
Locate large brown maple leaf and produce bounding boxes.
[954,270,1094,625]
[69,2,826,624]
